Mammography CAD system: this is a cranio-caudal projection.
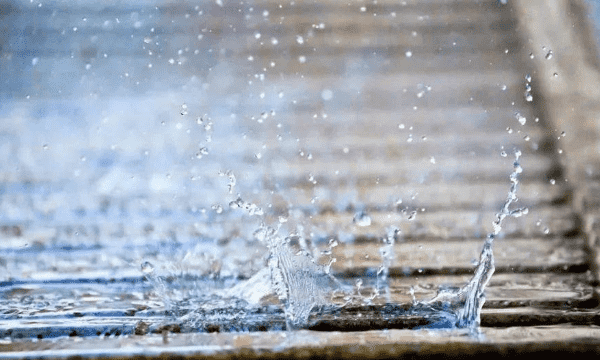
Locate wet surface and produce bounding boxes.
[0,0,599,356]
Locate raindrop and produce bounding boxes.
[141,261,155,274]
[180,103,188,116]
[353,211,372,227]
[529,53,535,59]
[407,211,417,221]
[545,50,553,60]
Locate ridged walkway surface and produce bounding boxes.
[1,0,599,358]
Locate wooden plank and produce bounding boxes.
[283,182,567,211]
[307,207,577,240]
[1,325,599,359]
[327,237,586,275]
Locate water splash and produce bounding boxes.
[377,226,399,303]
[419,150,528,328]
[260,224,336,329]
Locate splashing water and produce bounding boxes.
[419,150,528,328]
[259,224,336,329]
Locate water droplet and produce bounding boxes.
[353,211,372,227]
[500,151,507,157]
[405,50,413,58]
[553,72,558,77]
[529,53,535,59]
[510,207,529,217]
[254,32,261,39]
[141,261,155,274]
[42,144,49,150]
[278,215,288,223]
[298,56,306,63]
[407,211,417,221]
[212,204,223,214]
[296,35,304,44]
[525,74,532,82]
[549,179,556,185]
[430,156,436,164]
[516,113,526,125]
[180,103,188,116]
[525,93,533,102]
[545,50,553,60]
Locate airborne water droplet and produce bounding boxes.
[353,211,372,227]
[407,211,417,221]
[141,261,155,274]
